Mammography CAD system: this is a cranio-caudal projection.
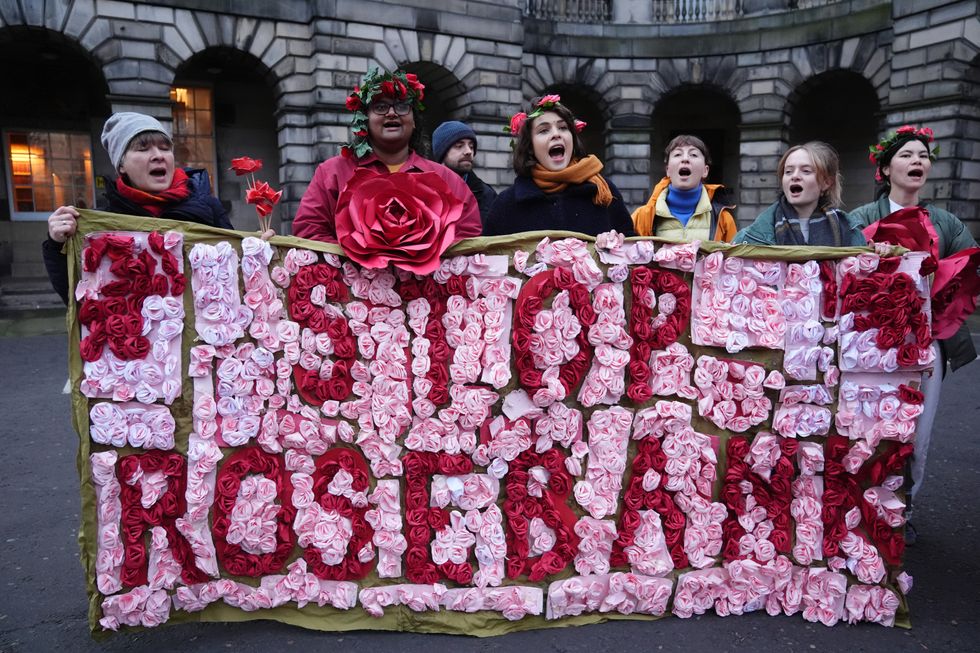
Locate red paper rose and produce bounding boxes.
[335,169,464,274]
[230,156,263,175]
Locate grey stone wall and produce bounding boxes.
[0,0,978,281]
[889,0,980,226]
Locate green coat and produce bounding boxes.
[850,196,978,372]
[732,202,866,246]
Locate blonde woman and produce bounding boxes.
[733,141,864,246]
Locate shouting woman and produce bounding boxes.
[733,141,864,247]
[43,112,231,304]
[850,125,979,520]
[484,95,634,237]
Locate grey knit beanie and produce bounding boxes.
[101,112,172,170]
[432,121,477,164]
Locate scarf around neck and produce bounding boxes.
[115,168,191,216]
[772,195,847,247]
[531,155,613,206]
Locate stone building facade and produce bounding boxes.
[0,0,977,281]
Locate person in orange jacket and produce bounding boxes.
[631,134,736,242]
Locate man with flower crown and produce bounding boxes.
[292,68,482,247]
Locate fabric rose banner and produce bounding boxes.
[68,211,927,636]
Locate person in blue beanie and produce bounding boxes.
[431,120,497,226]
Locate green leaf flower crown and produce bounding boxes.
[342,68,426,159]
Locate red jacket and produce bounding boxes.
[292,151,482,243]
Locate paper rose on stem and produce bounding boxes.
[231,156,281,234]
[230,156,263,176]
[334,168,463,274]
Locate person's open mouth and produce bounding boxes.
[548,144,566,162]
[908,169,924,179]
[149,167,168,180]
[789,183,804,195]
[679,166,691,177]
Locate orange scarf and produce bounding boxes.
[531,155,613,207]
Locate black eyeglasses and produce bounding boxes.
[369,101,412,116]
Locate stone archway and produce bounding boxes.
[651,85,741,191]
[0,26,110,277]
[174,47,280,232]
[400,62,467,159]
[787,70,880,211]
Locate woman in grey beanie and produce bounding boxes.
[43,112,233,304]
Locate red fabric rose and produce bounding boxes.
[230,156,263,175]
[334,168,465,274]
[898,383,924,404]
[896,343,921,367]
[931,247,980,339]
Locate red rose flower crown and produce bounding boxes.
[343,68,425,159]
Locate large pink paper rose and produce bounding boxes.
[335,168,464,274]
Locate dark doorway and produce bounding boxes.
[652,85,741,191]
[0,27,111,220]
[0,27,111,277]
[788,70,880,210]
[174,48,280,232]
[402,62,466,159]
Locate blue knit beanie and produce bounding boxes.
[432,121,477,163]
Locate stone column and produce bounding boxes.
[735,123,788,227]
[612,0,653,24]
[606,115,653,210]
[888,0,980,236]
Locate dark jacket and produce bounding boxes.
[42,168,231,305]
[464,171,497,229]
[732,201,866,246]
[849,195,978,373]
[484,175,636,237]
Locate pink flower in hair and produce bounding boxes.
[509,112,527,135]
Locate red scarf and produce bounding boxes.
[115,168,191,216]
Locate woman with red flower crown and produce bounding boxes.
[483,95,635,237]
[43,112,232,305]
[850,125,979,526]
[292,68,482,251]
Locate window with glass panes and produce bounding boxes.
[170,85,217,192]
[5,130,95,219]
